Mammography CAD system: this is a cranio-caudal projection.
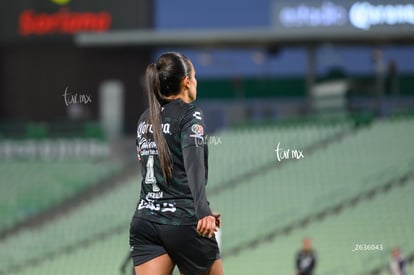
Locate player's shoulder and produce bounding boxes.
[164,99,204,121]
[138,108,149,123]
[183,102,204,120]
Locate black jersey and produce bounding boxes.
[134,99,211,225]
[296,250,317,275]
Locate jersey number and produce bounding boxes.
[145,155,160,192]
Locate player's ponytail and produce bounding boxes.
[145,52,191,181]
[145,63,173,180]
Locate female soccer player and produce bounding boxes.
[129,52,223,275]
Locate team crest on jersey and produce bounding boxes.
[189,124,204,139]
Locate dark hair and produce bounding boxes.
[145,52,192,180]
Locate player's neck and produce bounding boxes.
[165,92,193,104]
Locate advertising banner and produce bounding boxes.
[0,0,151,42]
[272,0,414,32]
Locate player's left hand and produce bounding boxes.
[196,215,217,238]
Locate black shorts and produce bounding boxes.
[129,217,221,275]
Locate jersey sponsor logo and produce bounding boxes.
[193,111,202,120]
[137,137,158,157]
[138,199,177,213]
[138,137,157,150]
[137,121,171,138]
[146,192,163,199]
[189,124,204,140]
[138,191,177,212]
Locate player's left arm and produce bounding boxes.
[181,107,217,237]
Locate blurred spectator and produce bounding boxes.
[296,237,317,275]
[388,60,399,95]
[390,247,408,275]
[387,59,400,113]
[372,48,386,117]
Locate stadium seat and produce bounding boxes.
[0,160,121,231]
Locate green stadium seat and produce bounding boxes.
[25,123,49,140]
[223,180,414,274]
[209,117,414,252]
[0,160,121,231]
[2,116,414,275]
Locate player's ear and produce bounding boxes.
[183,76,190,89]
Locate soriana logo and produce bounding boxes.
[18,1,112,36]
